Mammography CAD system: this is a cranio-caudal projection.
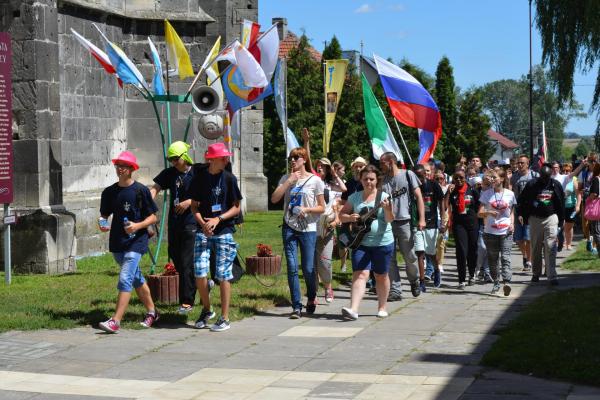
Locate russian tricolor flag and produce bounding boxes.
[374,54,442,164]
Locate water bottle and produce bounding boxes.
[570,210,577,219]
[123,217,135,238]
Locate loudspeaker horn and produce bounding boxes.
[191,86,220,115]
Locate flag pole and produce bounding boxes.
[283,58,289,174]
[184,38,238,101]
[323,61,327,156]
[393,119,414,166]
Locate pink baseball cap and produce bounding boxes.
[112,151,139,170]
[205,142,233,159]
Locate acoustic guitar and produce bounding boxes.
[338,188,406,250]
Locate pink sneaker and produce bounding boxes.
[99,318,120,334]
[325,287,334,303]
[140,311,159,328]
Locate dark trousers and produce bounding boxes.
[168,224,197,305]
[453,222,478,283]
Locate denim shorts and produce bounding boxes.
[194,232,237,281]
[351,243,395,274]
[513,218,530,241]
[113,251,144,292]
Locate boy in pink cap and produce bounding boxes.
[98,151,159,333]
[190,142,242,332]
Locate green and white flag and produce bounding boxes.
[361,73,403,162]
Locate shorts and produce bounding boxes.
[351,243,394,274]
[414,228,438,255]
[565,207,577,223]
[194,232,237,281]
[513,218,530,241]
[113,251,144,292]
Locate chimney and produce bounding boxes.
[272,17,287,41]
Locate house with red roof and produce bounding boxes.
[272,17,322,62]
[488,129,519,161]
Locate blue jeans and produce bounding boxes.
[113,251,144,292]
[282,224,317,311]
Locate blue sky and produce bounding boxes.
[259,0,597,136]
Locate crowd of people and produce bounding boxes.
[95,131,599,331]
[273,130,598,320]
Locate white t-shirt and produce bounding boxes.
[279,174,325,232]
[479,188,516,235]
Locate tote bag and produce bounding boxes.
[584,177,600,221]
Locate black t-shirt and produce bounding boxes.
[190,168,243,235]
[448,185,480,227]
[153,163,207,228]
[530,179,557,218]
[421,179,444,229]
[590,176,600,196]
[341,178,363,201]
[100,181,158,254]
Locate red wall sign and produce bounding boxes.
[0,32,12,204]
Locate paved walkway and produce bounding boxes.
[1,244,600,400]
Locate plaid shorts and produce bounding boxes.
[194,232,237,281]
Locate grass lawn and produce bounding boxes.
[560,241,600,271]
[482,245,600,387]
[0,211,352,333]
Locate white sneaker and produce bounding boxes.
[341,307,358,320]
[377,310,389,318]
[457,282,466,290]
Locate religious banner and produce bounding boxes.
[323,59,348,155]
[0,32,13,204]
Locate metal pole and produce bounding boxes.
[4,204,11,285]
[529,0,534,160]
[283,59,289,173]
[393,119,414,167]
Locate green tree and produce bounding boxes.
[434,56,460,165]
[263,34,323,200]
[322,35,342,60]
[457,89,493,161]
[479,66,585,158]
[534,0,600,150]
[574,138,593,158]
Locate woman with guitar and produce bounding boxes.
[339,165,395,320]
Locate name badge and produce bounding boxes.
[212,204,222,213]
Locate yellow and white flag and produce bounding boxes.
[323,59,349,154]
[165,20,194,79]
[202,36,223,109]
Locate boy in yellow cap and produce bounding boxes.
[150,141,212,316]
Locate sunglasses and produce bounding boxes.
[454,176,465,181]
[288,155,302,161]
[114,163,131,169]
[517,161,526,165]
[168,156,180,163]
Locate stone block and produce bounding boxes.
[12,81,37,110]
[34,40,59,82]
[49,82,60,111]
[44,5,58,42]
[125,0,157,13]
[126,100,156,119]
[3,208,77,274]
[35,110,60,140]
[9,3,38,41]
[13,139,40,173]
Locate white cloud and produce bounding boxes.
[354,4,374,14]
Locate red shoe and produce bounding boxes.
[140,311,159,328]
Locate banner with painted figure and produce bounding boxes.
[323,59,348,155]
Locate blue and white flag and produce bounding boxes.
[147,37,165,95]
